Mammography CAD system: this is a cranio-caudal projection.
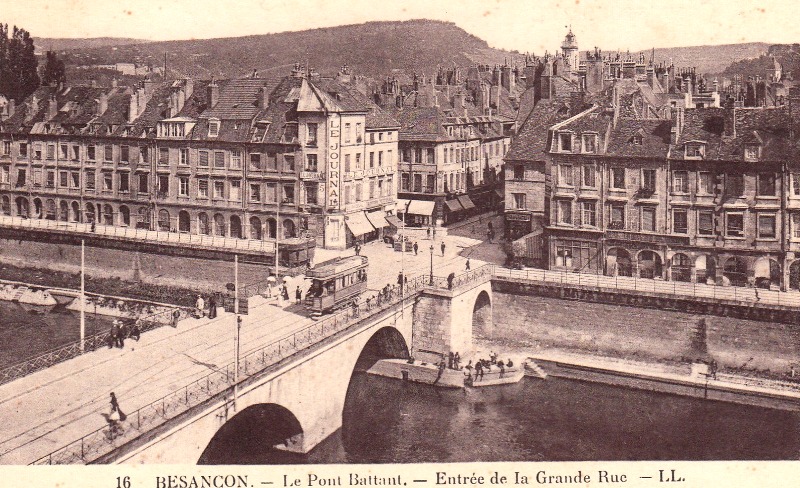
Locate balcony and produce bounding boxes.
[300,171,323,181]
[605,229,690,246]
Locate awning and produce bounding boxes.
[366,210,390,229]
[444,199,464,212]
[407,200,436,216]
[457,195,476,210]
[385,214,403,227]
[344,212,375,236]
[395,199,411,213]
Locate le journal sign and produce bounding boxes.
[327,116,342,208]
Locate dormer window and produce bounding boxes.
[632,135,643,145]
[581,134,597,153]
[744,144,760,162]
[558,132,572,152]
[208,119,220,137]
[685,143,705,159]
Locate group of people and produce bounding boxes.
[194,294,219,319]
[107,319,141,349]
[463,352,514,382]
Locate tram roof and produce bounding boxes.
[306,255,368,279]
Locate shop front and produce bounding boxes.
[344,211,376,247]
[505,211,533,239]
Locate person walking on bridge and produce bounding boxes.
[465,259,471,271]
[441,241,446,257]
[295,286,303,305]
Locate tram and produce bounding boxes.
[304,256,369,315]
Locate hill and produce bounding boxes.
[34,37,150,55]
[56,20,523,79]
[649,42,771,75]
[722,43,800,79]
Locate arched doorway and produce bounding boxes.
[158,209,170,231]
[85,202,95,223]
[790,261,800,291]
[723,256,748,287]
[670,253,692,282]
[638,250,663,279]
[213,213,226,236]
[45,199,56,220]
[32,198,43,218]
[178,210,191,233]
[137,207,150,229]
[198,212,210,235]
[472,290,492,337]
[102,204,113,225]
[250,216,263,240]
[1,195,10,215]
[265,218,277,239]
[15,197,29,217]
[58,200,69,221]
[199,403,305,465]
[283,219,296,239]
[695,255,717,285]
[605,247,633,277]
[230,215,242,239]
[753,256,781,289]
[70,201,80,222]
[119,205,130,226]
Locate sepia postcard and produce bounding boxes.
[0,0,798,486]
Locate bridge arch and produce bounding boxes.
[199,403,304,464]
[472,289,492,337]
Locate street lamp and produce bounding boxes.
[429,244,434,285]
[233,254,241,412]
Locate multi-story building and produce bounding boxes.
[0,65,399,256]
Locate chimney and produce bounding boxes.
[112,78,118,88]
[724,106,736,137]
[26,95,39,123]
[453,92,466,109]
[47,96,58,120]
[207,80,219,108]
[128,93,138,123]
[259,85,270,109]
[671,107,685,144]
[7,99,15,118]
[97,93,108,116]
[184,78,194,99]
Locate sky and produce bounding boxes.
[2,0,799,53]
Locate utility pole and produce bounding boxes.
[80,239,85,353]
[233,254,240,411]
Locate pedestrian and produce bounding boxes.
[448,351,454,369]
[355,243,361,256]
[195,294,206,318]
[90,221,96,232]
[208,294,217,319]
[413,242,418,255]
[487,230,493,242]
[454,352,460,369]
[465,259,470,271]
[295,286,302,304]
[447,272,455,289]
[426,227,431,239]
[441,241,446,256]
[282,284,290,302]
[475,361,484,381]
[130,322,141,341]
[107,325,116,349]
[118,322,128,347]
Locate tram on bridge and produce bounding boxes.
[305,255,368,315]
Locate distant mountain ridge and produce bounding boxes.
[34,37,150,54]
[649,43,771,76]
[722,43,800,79]
[54,20,525,80]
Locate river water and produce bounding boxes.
[199,373,800,464]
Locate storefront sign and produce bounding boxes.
[506,213,531,221]
[327,115,341,208]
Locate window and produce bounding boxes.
[214,151,225,168]
[307,123,318,146]
[198,179,209,198]
[283,184,294,204]
[199,150,209,167]
[698,210,714,235]
[306,154,318,172]
[159,148,169,165]
[250,183,261,202]
[794,213,800,239]
[19,143,27,158]
[355,182,363,201]
[60,144,68,159]
[104,145,113,162]
[85,170,95,190]
[726,212,744,237]
[413,174,423,192]
[672,170,688,193]
[46,145,55,160]
[610,167,625,190]
[249,153,262,170]
[559,133,572,152]
[2,141,11,156]
[369,178,376,199]
[33,169,42,187]
[344,154,351,173]
[345,123,352,143]
[103,172,113,191]
[158,175,169,196]
[794,173,800,196]
[369,152,374,168]
[140,146,149,163]
[758,214,776,239]
[87,145,96,161]
[388,149,394,166]
[401,173,409,191]
[642,169,656,192]
[355,153,362,170]
[582,134,596,153]
[209,120,220,137]
[230,180,241,201]
[641,207,656,232]
[15,168,26,187]
[265,183,276,203]
[673,209,688,234]
[744,144,759,161]
[557,200,572,224]
[686,144,704,158]
[609,203,625,229]
[580,201,596,227]
[306,183,318,204]
[514,165,525,180]
[59,171,68,188]
[231,150,242,169]
[46,171,55,188]
[138,173,148,193]
[213,181,225,199]
[356,123,362,143]
[71,145,79,160]
[283,154,295,172]
[727,174,744,196]
[758,173,776,196]
[582,164,595,187]
[698,172,713,194]
[426,148,434,165]
[179,148,188,166]
[178,176,189,196]
[512,193,526,210]
[559,164,573,186]
[121,145,129,163]
[425,174,435,194]
[119,173,129,192]
[0,166,7,183]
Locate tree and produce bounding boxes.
[0,24,39,102]
[41,50,66,87]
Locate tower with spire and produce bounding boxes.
[561,27,579,74]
